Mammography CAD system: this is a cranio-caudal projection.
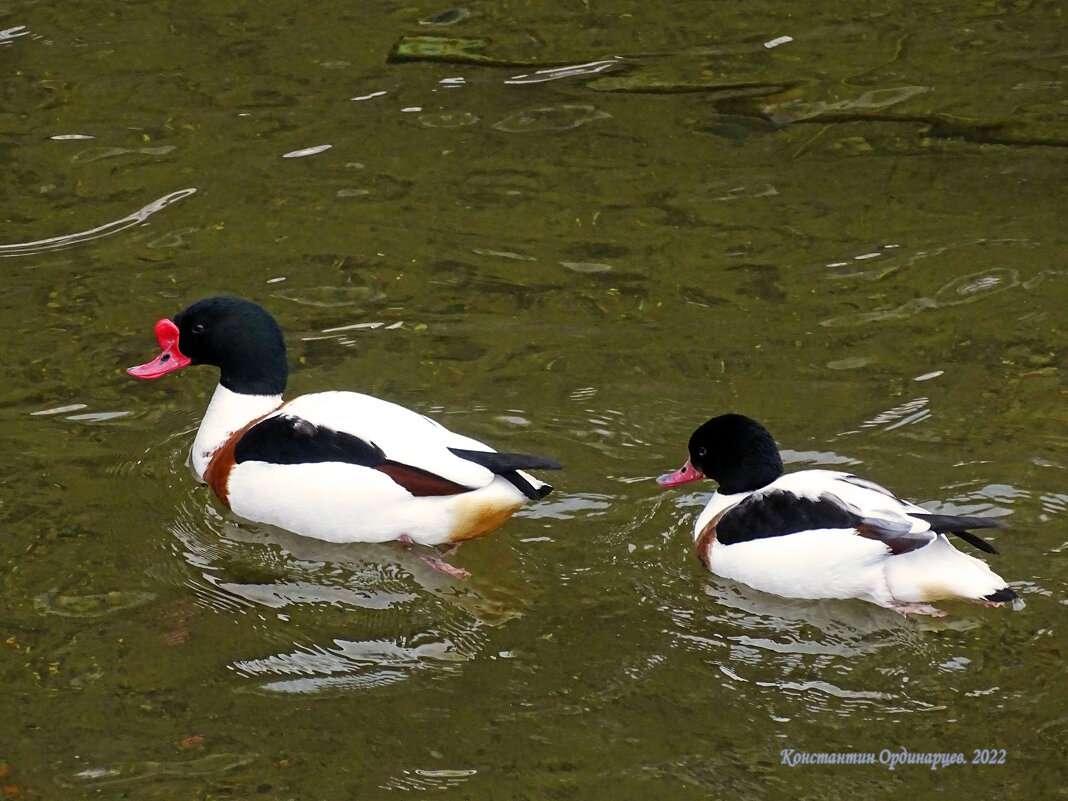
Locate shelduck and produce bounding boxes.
[128,296,561,564]
[657,414,1017,616]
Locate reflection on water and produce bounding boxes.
[381,766,479,792]
[646,546,998,721]
[232,636,468,694]
[166,495,521,695]
[55,753,255,789]
[519,492,612,521]
[281,144,332,159]
[0,25,31,45]
[505,59,624,85]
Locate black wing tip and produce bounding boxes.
[956,530,999,554]
[499,470,553,501]
[984,587,1018,603]
[531,482,553,500]
[911,513,1006,554]
[913,512,1005,531]
[508,455,563,471]
[448,447,563,473]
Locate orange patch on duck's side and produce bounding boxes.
[448,497,525,543]
[694,508,731,571]
[202,433,241,509]
[203,406,287,509]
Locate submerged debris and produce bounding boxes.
[389,35,557,67]
[418,8,472,27]
[34,588,155,618]
[492,105,610,133]
[56,753,255,788]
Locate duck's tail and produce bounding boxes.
[885,534,1016,604]
[449,448,562,500]
[910,513,1003,554]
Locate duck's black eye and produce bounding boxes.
[696,446,707,457]
[191,323,205,334]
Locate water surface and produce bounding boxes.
[1,0,1064,798]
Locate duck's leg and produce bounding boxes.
[398,535,470,579]
[889,601,947,617]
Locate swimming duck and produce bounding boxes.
[128,296,561,559]
[657,414,1016,616]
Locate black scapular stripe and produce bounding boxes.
[716,491,1005,556]
[448,447,562,500]
[716,490,861,546]
[232,420,561,500]
[716,490,938,555]
[234,415,385,467]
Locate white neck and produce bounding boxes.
[190,383,283,480]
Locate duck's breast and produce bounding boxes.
[191,384,283,479]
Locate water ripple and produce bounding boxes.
[56,753,254,788]
[492,105,611,133]
[822,267,1021,327]
[231,635,469,693]
[0,25,29,45]
[381,767,478,792]
[0,188,197,258]
[34,588,156,618]
[69,144,176,163]
[856,397,930,430]
[765,85,931,124]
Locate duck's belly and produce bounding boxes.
[224,461,527,545]
[706,529,893,603]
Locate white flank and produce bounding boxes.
[227,463,527,545]
[706,529,894,604]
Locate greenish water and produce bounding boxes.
[1,1,1065,798]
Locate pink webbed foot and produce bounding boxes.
[889,602,947,618]
[397,535,470,579]
[415,553,471,580]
